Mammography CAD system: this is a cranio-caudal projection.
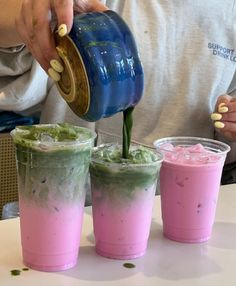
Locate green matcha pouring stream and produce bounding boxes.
[122,107,134,159]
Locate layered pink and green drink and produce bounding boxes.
[90,143,163,259]
[154,137,230,243]
[11,123,96,271]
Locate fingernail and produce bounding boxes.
[218,103,226,108]
[211,113,222,121]
[218,106,228,113]
[58,24,67,37]
[218,102,228,113]
[48,68,61,82]
[214,121,225,129]
[50,59,64,73]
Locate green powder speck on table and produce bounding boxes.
[10,269,21,276]
[123,263,136,269]
[10,268,29,276]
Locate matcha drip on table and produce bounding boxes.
[122,107,134,159]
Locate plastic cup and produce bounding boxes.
[153,136,230,243]
[2,201,19,219]
[11,123,96,271]
[90,143,163,259]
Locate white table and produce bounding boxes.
[0,184,236,285]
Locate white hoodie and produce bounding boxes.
[0,45,48,115]
[95,0,236,173]
[0,0,235,182]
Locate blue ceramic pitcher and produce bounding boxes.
[55,10,144,122]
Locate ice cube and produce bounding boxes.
[187,143,205,153]
[39,133,55,142]
[208,154,222,163]
[161,143,174,151]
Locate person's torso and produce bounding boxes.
[96,0,236,147]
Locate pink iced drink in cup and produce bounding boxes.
[90,143,163,259]
[154,137,230,243]
[11,124,96,271]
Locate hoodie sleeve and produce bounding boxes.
[0,46,49,112]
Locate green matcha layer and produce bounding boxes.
[17,148,91,203]
[90,144,163,195]
[11,123,96,151]
[11,123,96,203]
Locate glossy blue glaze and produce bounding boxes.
[68,10,144,121]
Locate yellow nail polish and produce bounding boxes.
[218,102,226,108]
[218,106,228,113]
[214,121,225,129]
[58,24,67,37]
[211,113,222,121]
[50,59,64,73]
[48,68,61,82]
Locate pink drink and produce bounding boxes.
[11,124,96,271]
[19,198,84,271]
[90,143,163,259]
[92,184,156,259]
[154,137,230,243]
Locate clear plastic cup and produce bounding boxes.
[90,143,163,259]
[2,201,19,220]
[11,123,96,271]
[154,136,230,243]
